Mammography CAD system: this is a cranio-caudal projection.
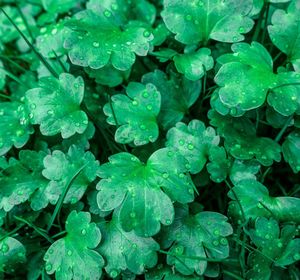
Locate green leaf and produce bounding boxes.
[0,237,26,274]
[42,145,99,205]
[98,211,159,277]
[215,42,300,115]
[64,9,153,71]
[160,204,233,276]
[36,20,69,58]
[97,148,195,237]
[85,64,130,87]
[246,217,300,279]
[0,150,48,212]
[87,0,157,25]
[166,120,220,174]
[0,102,34,156]
[228,179,300,223]
[41,0,80,14]
[268,1,300,71]
[44,211,104,280]
[25,73,88,138]
[142,70,201,129]
[206,146,231,183]
[208,110,281,166]
[282,130,300,173]
[161,0,254,45]
[229,159,260,185]
[174,48,214,81]
[103,82,161,146]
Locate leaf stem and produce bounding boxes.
[225,180,246,223]
[47,162,89,232]
[0,7,59,79]
[223,270,244,280]
[14,216,54,243]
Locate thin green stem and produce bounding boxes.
[0,93,12,100]
[261,2,270,44]
[0,224,25,241]
[223,270,244,280]
[0,67,28,88]
[47,163,89,232]
[0,7,58,78]
[275,115,293,142]
[15,2,34,42]
[225,180,246,223]
[252,4,266,42]
[14,216,54,243]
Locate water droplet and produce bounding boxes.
[70,197,77,204]
[1,244,9,253]
[30,103,36,109]
[165,219,172,225]
[104,10,112,17]
[239,27,245,33]
[291,96,297,101]
[130,212,136,218]
[185,163,191,170]
[143,30,151,37]
[213,240,219,246]
[185,14,192,21]
[0,110,4,116]
[175,245,184,255]
[93,41,100,48]
[277,242,283,248]
[111,3,118,10]
[179,139,185,145]
[126,41,132,45]
[45,264,52,271]
[132,243,137,249]
[40,27,47,33]
[146,105,152,111]
[142,91,149,98]
[17,190,23,195]
[188,188,193,194]
[67,250,73,256]
[51,28,58,35]
[19,118,27,125]
[49,249,53,254]
[233,36,238,42]
[16,129,25,137]
[132,100,138,106]
[47,110,54,115]
[140,124,146,130]
[265,234,270,240]
[178,173,185,178]
[213,229,220,236]
[81,229,87,235]
[220,238,227,245]
[293,253,300,260]
[83,120,88,125]
[162,172,169,179]
[187,143,194,150]
[28,113,34,119]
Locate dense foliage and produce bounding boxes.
[0,0,300,279]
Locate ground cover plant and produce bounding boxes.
[0,0,300,279]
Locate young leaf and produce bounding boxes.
[228,179,300,223]
[268,1,300,71]
[0,150,48,212]
[246,217,300,279]
[98,211,159,277]
[161,0,254,45]
[209,110,281,166]
[25,73,88,138]
[103,82,161,146]
[206,146,231,183]
[64,9,153,71]
[215,42,300,116]
[174,48,214,81]
[282,130,300,173]
[97,148,195,237]
[42,145,99,205]
[44,211,104,280]
[0,237,26,274]
[142,70,201,129]
[0,102,34,156]
[160,204,233,276]
[166,120,220,174]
